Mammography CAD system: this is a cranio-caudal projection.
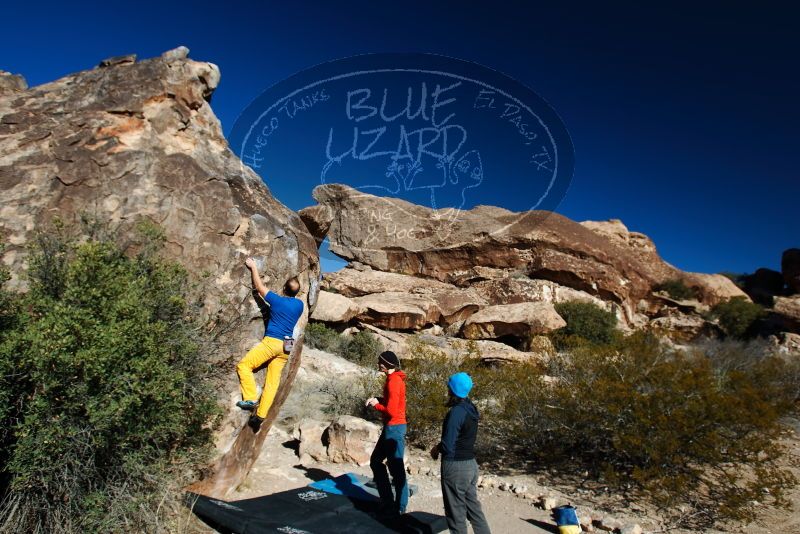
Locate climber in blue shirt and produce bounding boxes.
[236,257,303,430]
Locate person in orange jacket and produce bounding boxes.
[365,350,409,515]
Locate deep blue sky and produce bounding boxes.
[2,1,797,275]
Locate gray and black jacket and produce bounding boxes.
[439,398,479,461]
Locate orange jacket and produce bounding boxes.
[374,370,407,425]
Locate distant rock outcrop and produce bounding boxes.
[461,302,566,342]
[783,249,800,294]
[300,184,749,345]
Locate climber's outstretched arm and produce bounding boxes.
[245,257,268,299]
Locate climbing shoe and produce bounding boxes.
[248,414,264,431]
[236,400,257,411]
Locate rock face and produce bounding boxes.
[0,48,320,334]
[783,249,800,294]
[0,70,27,96]
[324,415,382,466]
[774,296,800,331]
[301,184,747,321]
[650,312,719,342]
[352,291,442,330]
[310,291,364,323]
[295,419,330,464]
[0,49,321,496]
[323,267,485,326]
[461,302,566,342]
[743,268,786,305]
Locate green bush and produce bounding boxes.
[305,322,343,353]
[0,221,219,533]
[305,323,382,368]
[399,335,796,528]
[510,332,796,527]
[339,331,382,368]
[552,301,618,348]
[709,296,765,339]
[653,278,698,300]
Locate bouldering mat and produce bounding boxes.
[309,473,418,502]
[188,485,447,534]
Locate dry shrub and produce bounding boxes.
[401,333,797,528]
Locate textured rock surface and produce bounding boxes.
[0,50,320,339]
[0,50,321,496]
[357,323,549,364]
[774,296,800,331]
[650,312,719,341]
[353,291,442,330]
[323,266,486,326]
[743,268,786,304]
[461,302,566,341]
[310,290,364,323]
[681,273,750,306]
[295,419,330,464]
[0,70,27,96]
[783,248,800,294]
[302,184,742,320]
[472,276,625,324]
[324,415,381,466]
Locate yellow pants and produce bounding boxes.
[237,336,288,419]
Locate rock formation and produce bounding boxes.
[0,48,319,313]
[300,184,750,348]
[0,48,321,496]
[783,248,800,294]
[461,302,566,342]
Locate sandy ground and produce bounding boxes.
[202,424,578,534]
[187,419,800,534]
[188,421,656,533]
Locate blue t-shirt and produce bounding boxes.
[263,291,303,339]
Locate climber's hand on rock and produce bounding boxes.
[365,397,379,408]
[245,257,257,270]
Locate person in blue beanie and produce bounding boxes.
[431,372,491,534]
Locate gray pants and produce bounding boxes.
[441,459,491,534]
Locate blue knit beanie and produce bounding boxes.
[447,372,473,398]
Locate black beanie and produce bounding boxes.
[378,351,400,369]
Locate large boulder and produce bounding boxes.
[0,49,320,341]
[352,292,441,330]
[301,185,735,318]
[356,323,549,364]
[461,302,566,342]
[0,70,27,96]
[294,419,330,464]
[773,296,800,331]
[0,49,321,495]
[471,276,629,324]
[323,267,485,328]
[323,265,452,296]
[324,416,382,466]
[310,290,365,323]
[742,268,785,305]
[681,273,750,306]
[649,312,720,342]
[783,249,800,294]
